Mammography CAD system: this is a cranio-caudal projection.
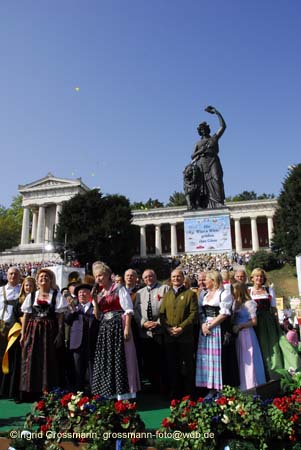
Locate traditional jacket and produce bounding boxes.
[160,286,198,343]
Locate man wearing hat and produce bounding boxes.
[64,277,98,393]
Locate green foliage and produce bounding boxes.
[56,189,136,272]
[226,191,275,202]
[167,191,187,207]
[246,250,283,272]
[276,367,301,393]
[160,385,301,449]
[0,195,23,251]
[131,198,164,210]
[11,389,145,450]
[272,164,301,263]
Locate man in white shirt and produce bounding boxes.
[0,267,21,391]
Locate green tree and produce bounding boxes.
[272,164,301,262]
[6,195,24,223]
[144,198,164,209]
[167,191,187,207]
[0,216,21,251]
[0,195,23,251]
[131,198,164,210]
[226,191,275,202]
[56,189,136,272]
[257,193,275,200]
[131,201,148,210]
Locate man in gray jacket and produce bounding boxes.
[134,269,169,392]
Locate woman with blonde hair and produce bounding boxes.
[196,271,238,393]
[249,268,300,380]
[232,282,266,390]
[91,261,140,399]
[20,269,67,396]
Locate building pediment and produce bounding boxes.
[19,173,89,194]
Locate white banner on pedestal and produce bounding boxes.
[184,214,232,253]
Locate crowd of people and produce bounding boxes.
[177,252,254,281]
[0,262,300,404]
[0,259,81,284]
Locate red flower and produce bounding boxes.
[188,422,197,430]
[115,400,127,413]
[170,399,180,407]
[216,396,228,406]
[181,395,190,401]
[122,417,130,424]
[77,396,90,408]
[60,393,73,406]
[128,402,137,410]
[289,433,297,442]
[131,437,139,444]
[40,423,51,433]
[189,400,196,407]
[290,414,299,423]
[162,418,171,428]
[238,409,245,416]
[36,400,46,411]
[197,397,204,403]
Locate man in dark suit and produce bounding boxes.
[65,282,98,393]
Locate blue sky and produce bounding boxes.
[1,0,300,207]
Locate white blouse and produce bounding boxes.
[243,299,258,319]
[119,286,134,315]
[249,286,276,307]
[199,288,233,316]
[21,289,67,314]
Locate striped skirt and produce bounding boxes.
[195,320,222,390]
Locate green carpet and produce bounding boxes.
[0,393,170,434]
[0,400,33,433]
[136,392,170,430]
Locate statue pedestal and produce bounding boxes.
[183,208,232,254]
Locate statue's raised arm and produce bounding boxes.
[186,105,226,209]
[204,105,226,139]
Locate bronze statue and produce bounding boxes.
[183,162,207,209]
[186,105,226,209]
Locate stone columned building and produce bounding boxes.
[0,173,89,264]
[0,174,277,264]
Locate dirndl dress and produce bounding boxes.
[20,290,62,393]
[250,288,301,380]
[91,283,140,400]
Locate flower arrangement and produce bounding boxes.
[160,385,301,450]
[265,388,301,443]
[11,389,145,450]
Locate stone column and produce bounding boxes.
[140,225,147,257]
[155,224,162,255]
[267,216,274,247]
[170,223,178,257]
[251,217,259,252]
[234,218,242,253]
[31,209,38,243]
[55,204,63,236]
[36,206,46,244]
[21,207,30,245]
